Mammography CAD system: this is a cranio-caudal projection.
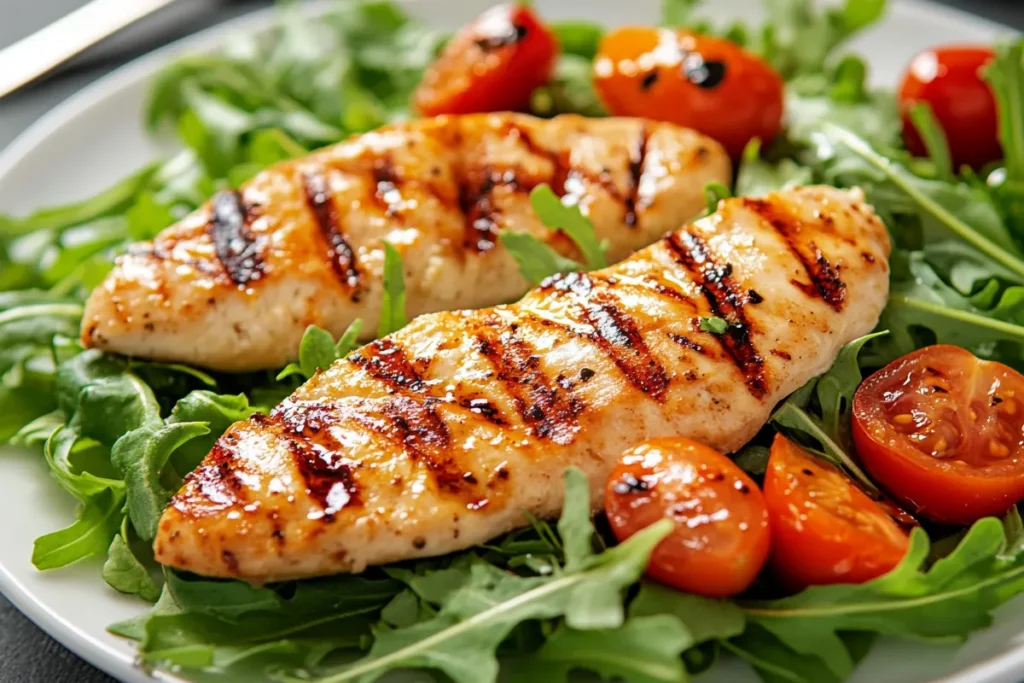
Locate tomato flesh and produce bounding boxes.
[852,345,1024,525]
[899,46,1000,169]
[414,4,558,116]
[593,28,783,157]
[605,437,770,598]
[763,435,910,590]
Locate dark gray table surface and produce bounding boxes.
[1,1,1023,681]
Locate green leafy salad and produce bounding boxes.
[5,0,1024,681]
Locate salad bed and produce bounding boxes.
[4,1,1024,682]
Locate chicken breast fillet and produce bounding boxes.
[155,186,891,582]
[81,113,730,371]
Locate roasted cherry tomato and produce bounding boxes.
[605,438,770,598]
[852,345,1024,525]
[763,435,910,590]
[413,4,558,116]
[593,28,783,157]
[899,46,1000,169]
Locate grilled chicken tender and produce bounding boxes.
[155,186,891,582]
[81,113,730,371]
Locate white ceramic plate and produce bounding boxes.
[0,1,1018,681]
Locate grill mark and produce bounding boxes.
[459,166,505,252]
[349,338,427,393]
[580,297,670,399]
[349,338,508,425]
[742,197,847,311]
[669,333,707,355]
[377,396,464,492]
[459,122,642,252]
[475,320,582,444]
[371,157,404,218]
[176,436,249,513]
[664,231,767,398]
[542,272,670,400]
[623,126,650,228]
[258,412,362,519]
[302,170,360,290]
[208,190,264,286]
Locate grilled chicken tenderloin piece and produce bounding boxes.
[81,113,730,372]
[155,185,891,582]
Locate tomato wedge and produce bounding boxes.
[852,345,1024,525]
[605,438,770,598]
[593,28,783,156]
[763,435,910,589]
[413,4,558,116]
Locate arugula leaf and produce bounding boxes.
[699,316,729,334]
[530,185,607,270]
[166,390,260,474]
[704,181,732,215]
[531,54,608,118]
[736,140,814,197]
[510,616,693,683]
[630,582,746,644]
[758,0,887,81]
[769,334,884,492]
[32,488,125,570]
[499,231,583,285]
[907,102,954,181]
[661,0,701,26]
[103,519,161,602]
[821,124,1024,276]
[984,40,1024,185]
[111,422,211,541]
[307,470,672,683]
[377,242,407,337]
[551,21,604,59]
[279,320,364,381]
[742,518,1024,679]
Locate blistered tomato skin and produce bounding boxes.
[763,435,911,590]
[899,46,1000,169]
[605,438,770,598]
[852,345,1024,525]
[593,28,784,157]
[414,4,559,116]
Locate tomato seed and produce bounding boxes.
[893,413,914,426]
[990,441,1011,458]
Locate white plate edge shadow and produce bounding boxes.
[0,1,1020,682]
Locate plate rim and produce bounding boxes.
[0,1,1017,682]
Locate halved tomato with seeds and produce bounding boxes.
[763,435,911,590]
[852,345,1024,525]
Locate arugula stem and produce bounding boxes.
[310,574,583,683]
[0,303,83,326]
[824,124,1024,279]
[888,294,1024,339]
[774,403,878,494]
[741,562,1024,618]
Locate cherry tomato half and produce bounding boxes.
[763,435,911,590]
[899,46,1000,169]
[852,345,1024,525]
[593,28,784,157]
[605,437,770,598]
[413,4,558,116]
